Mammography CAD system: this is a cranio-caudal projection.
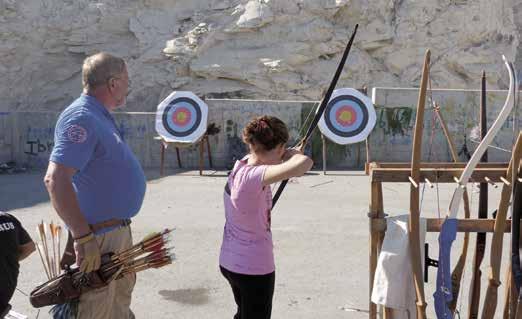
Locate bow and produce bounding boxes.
[409,49,431,319]
[481,133,522,319]
[469,70,490,319]
[433,105,471,314]
[435,56,515,318]
[271,24,359,208]
[511,162,522,317]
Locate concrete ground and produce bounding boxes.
[0,169,512,319]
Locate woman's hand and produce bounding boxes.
[282,147,302,162]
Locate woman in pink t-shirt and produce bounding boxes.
[219,115,313,319]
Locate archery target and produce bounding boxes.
[155,91,208,143]
[318,88,376,144]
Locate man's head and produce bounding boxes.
[82,52,129,110]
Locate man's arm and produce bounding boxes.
[44,161,101,272]
[18,241,35,261]
[44,162,91,239]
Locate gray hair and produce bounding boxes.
[82,52,126,92]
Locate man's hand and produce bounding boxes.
[74,236,101,273]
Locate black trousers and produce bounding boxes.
[220,266,275,319]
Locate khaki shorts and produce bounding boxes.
[77,226,136,319]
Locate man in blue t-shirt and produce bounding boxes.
[44,52,146,319]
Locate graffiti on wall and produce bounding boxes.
[24,139,54,156]
[375,106,414,136]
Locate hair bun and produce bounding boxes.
[242,115,289,152]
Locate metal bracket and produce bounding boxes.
[424,243,439,283]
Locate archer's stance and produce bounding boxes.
[219,116,313,319]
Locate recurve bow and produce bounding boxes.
[433,105,471,314]
[439,56,515,318]
[468,71,489,319]
[512,164,522,317]
[271,24,359,208]
[409,49,430,319]
[481,132,522,319]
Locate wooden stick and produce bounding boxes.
[485,176,498,188]
[408,49,430,319]
[56,225,62,274]
[38,222,52,278]
[35,241,51,280]
[424,178,434,188]
[322,134,327,175]
[50,222,57,277]
[408,176,419,188]
[501,176,511,186]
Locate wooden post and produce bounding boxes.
[160,141,166,177]
[365,138,370,175]
[199,139,204,176]
[206,135,213,168]
[322,134,327,175]
[369,181,384,319]
[175,147,182,168]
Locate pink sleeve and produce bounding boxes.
[242,165,268,193]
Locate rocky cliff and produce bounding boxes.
[0,0,520,111]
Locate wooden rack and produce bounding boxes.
[367,161,511,319]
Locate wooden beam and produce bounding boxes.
[372,218,520,233]
[371,167,508,183]
[369,162,508,169]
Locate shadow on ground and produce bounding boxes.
[158,288,210,305]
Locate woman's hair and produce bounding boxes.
[242,115,289,152]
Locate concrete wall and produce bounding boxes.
[0,99,314,170]
[369,87,521,163]
[1,91,520,171]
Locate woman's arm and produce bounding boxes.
[262,151,313,186]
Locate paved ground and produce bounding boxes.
[0,169,511,318]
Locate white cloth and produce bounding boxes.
[371,215,427,319]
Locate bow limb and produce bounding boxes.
[271,24,359,208]
[434,105,471,313]
[512,134,522,314]
[447,56,515,219]
[481,133,522,319]
[409,49,430,319]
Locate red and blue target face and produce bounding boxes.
[324,95,369,137]
[162,97,202,137]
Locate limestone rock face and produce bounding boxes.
[0,0,520,111]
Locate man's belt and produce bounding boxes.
[89,218,131,233]
[60,219,132,269]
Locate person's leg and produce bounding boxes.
[237,272,275,319]
[77,226,134,319]
[112,227,136,318]
[220,266,242,319]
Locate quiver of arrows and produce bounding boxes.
[30,229,174,308]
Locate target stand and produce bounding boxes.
[155,134,212,176]
[154,91,211,176]
[318,87,376,173]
